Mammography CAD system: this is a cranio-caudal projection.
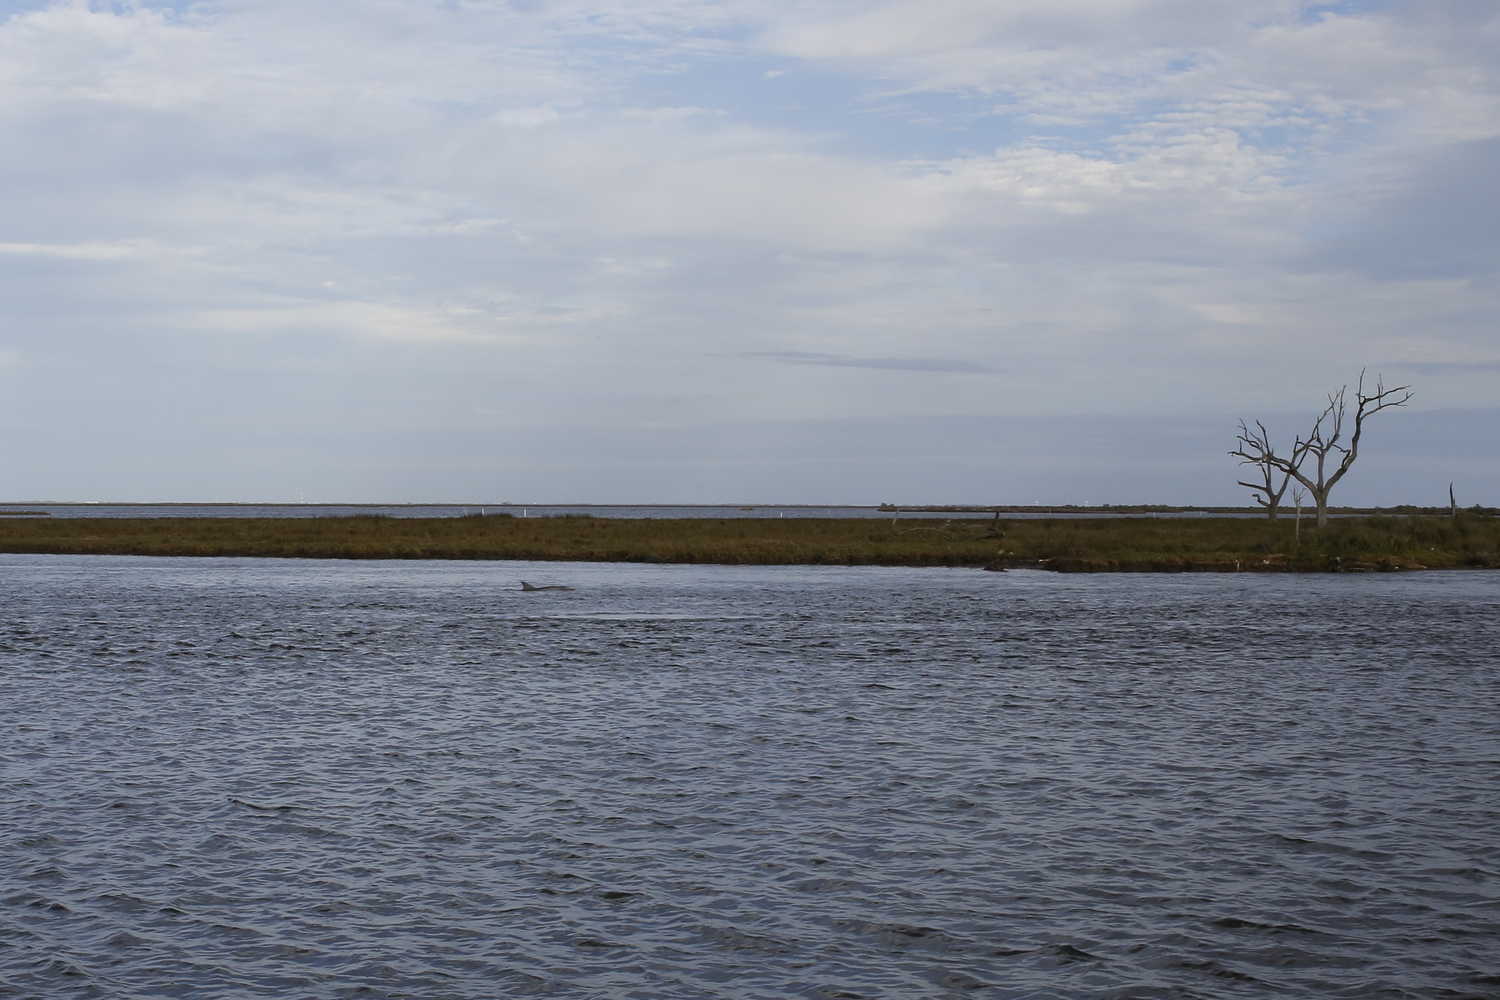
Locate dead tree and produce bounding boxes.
[1230,419,1295,520]
[1281,371,1412,528]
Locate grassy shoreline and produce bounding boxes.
[0,514,1496,571]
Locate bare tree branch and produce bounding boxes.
[1275,370,1413,527]
[1228,419,1294,519]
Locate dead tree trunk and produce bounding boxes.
[1283,371,1412,527]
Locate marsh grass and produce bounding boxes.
[0,513,1495,571]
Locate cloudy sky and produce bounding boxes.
[1,0,1496,504]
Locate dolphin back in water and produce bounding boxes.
[520,581,574,591]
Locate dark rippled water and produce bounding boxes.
[2,556,1497,999]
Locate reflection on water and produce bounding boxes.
[1,556,1497,999]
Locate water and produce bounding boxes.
[0,504,1248,520]
[4,503,863,520]
[2,555,1497,999]
[0,504,880,520]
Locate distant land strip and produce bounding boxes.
[0,514,1495,572]
[0,502,1488,516]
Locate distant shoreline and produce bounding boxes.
[0,513,1494,572]
[0,501,1486,518]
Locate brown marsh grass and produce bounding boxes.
[0,513,1495,571]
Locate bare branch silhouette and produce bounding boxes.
[1260,370,1410,527]
[1229,419,1294,520]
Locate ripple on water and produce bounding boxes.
[0,555,1497,999]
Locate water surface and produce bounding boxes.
[2,556,1496,998]
[0,503,1246,520]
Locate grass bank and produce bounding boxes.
[0,514,1496,571]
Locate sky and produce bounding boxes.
[0,0,1496,505]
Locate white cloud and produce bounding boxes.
[0,240,160,259]
[494,106,566,127]
[621,106,725,119]
[0,0,1495,500]
[184,301,517,345]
